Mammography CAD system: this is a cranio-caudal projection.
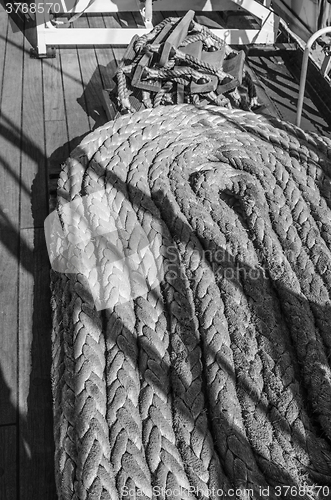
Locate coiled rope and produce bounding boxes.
[50,105,331,500]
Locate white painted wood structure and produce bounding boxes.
[272,0,331,42]
[33,0,280,57]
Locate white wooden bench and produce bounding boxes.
[33,0,279,57]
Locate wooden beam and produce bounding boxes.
[75,15,108,130]
[21,34,48,229]
[49,0,245,13]
[246,42,298,56]
[60,44,90,150]
[34,0,279,55]
[0,8,24,427]
[36,26,277,49]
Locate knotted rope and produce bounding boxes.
[50,105,331,500]
[107,12,255,115]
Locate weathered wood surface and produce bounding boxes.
[0,6,23,428]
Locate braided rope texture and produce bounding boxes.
[50,105,331,500]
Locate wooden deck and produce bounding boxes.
[0,4,330,499]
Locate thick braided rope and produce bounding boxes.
[145,66,209,84]
[134,17,178,53]
[126,128,234,498]
[172,47,233,82]
[51,105,331,500]
[191,20,228,51]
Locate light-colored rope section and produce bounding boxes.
[50,105,331,500]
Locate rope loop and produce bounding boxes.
[52,105,331,500]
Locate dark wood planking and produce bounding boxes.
[43,54,66,121]
[0,426,17,500]
[0,8,12,429]
[285,49,331,137]
[0,13,24,427]
[0,220,19,427]
[117,10,137,28]
[131,9,145,28]
[18,23,57,500]
[19,228,56,500]
[20,33,47,229]
[194,11,226,28]
[0,11,8,103]
[88,15,117,93]
[43,40,70,199]
[0,16,24,233]
[60,42,90,150]
[75,15,108,130]
[160,10,177,20]
[152,9,165,25]
[248,54,331,136]
[102,11,122,29]
[244,61,281,120]
[103,13,127,63]
[45,120,69,177]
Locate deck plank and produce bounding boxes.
[18,24,57,500]
[45,120,69,178]
[248,54,331,136]
[60,44,91,150]
[75,15,108,130]
[103,13,127,63]
[0,12,8,103]
[0,12,24,427]
[43,55,66,121]
[131,9,145,28]
[245,61,281,120]
[117,11,137,28]
[88,15,117,93]
[20,33,47,229]
[43,46,70,199]
[0,426,17,500]
[18,228,56,500]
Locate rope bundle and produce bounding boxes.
[50,105,331,500]
[106,13,258,116]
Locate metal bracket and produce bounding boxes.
[30,46,56,58]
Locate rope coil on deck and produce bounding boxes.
[50,105,331,500]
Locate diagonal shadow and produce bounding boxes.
[50,130,331,499]
[0,21,57,499]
